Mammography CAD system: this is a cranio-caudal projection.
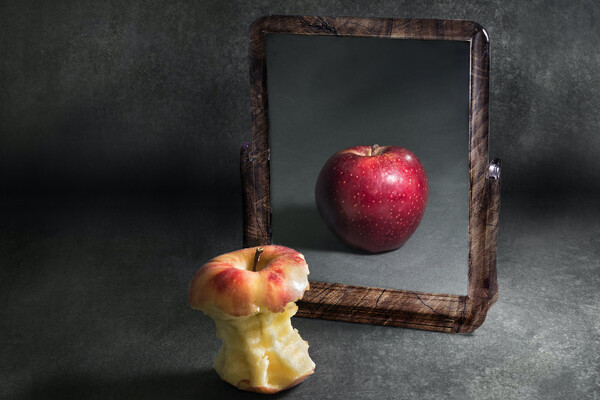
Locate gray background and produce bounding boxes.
[268,35,470,294]
[2,0,600,195]
[1,1,599,400]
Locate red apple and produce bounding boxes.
[315,144,428,253]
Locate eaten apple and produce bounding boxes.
[315,144,428,253]
[189,245,315,394]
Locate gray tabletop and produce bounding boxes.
[1,192,598,400]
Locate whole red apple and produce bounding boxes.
[315,144,428,253]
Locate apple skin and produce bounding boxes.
[315,145,428,253]
[189,245,310,317]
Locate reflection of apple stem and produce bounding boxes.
[370,144,381,156]
[252,247,264,272]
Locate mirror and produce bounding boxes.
[268,33,470,295]
[242,16,500,333]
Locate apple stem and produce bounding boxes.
[371,144,380,156]
[253,247,264,272]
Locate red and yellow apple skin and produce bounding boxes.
[189,245,315,394]
[189,245,309,316]
[315,145,428,253]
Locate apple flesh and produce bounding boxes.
[315,144,428,253]
[189,245,315,394]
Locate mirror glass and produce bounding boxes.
[267,33,470,295]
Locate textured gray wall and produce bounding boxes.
[1,0,599,194]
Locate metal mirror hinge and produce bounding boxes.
[487,158,501,180]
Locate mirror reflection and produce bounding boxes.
[267,34,470,295]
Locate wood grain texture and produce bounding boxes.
[297,282,468,333]
[243,18,272,247]
[249,15,483,41]
[241,142,270,247]
[242,16,499,333]
[459,26,495,333]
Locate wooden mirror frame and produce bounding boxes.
[241,16,500,333]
